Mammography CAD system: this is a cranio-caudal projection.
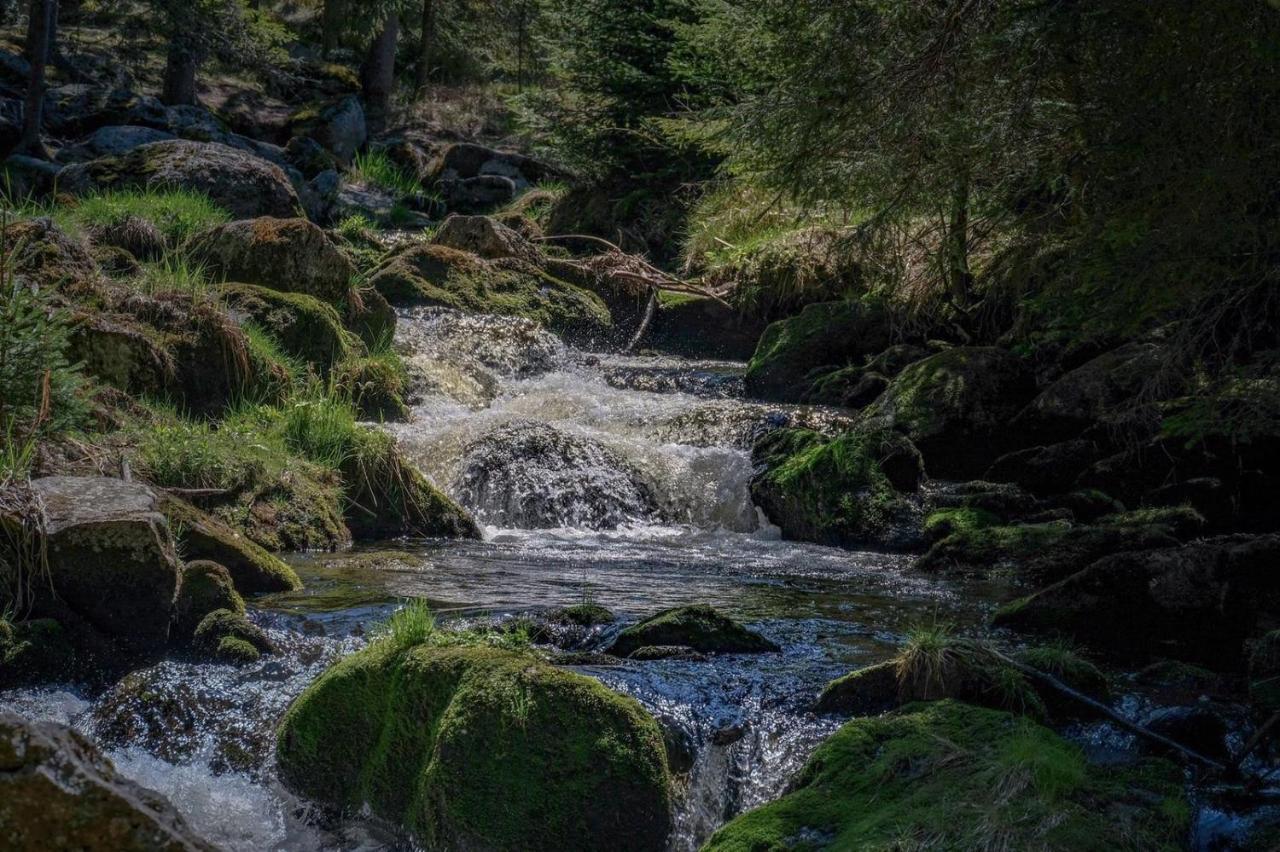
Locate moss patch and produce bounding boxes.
[276,643,673,851]
[608,605,778,657]
[704,700,1188,852]
[219,283,357,376]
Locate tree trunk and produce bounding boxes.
[946,168,973,309]
[361,10,399,135]
[322,0,347,57]
[16,0,56,159]
[414,0,435,94]
[161,41,199,106]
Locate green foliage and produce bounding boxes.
[279,393,360,468]
[63,189,230,247]
[137,419,258,490]
[376,599,436,650]
[135,251,218,298]
[351,150,422,198]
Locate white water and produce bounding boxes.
[2,307,998,851]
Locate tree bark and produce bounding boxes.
[322,0,347,57]
[161,40,199,106]
[16,0,56,159]
[361,10,399,135]
[414,0,435,94]
[946,168,973,309]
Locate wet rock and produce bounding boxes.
[549,603,616,627]
[4,477,179,652]
[706,701,1188,851]
[627,645,710,662]
[862,346,1038,480]
[751,427,925,551]
[59,140,302,219]
[156,494,301,594]
[369,243,613,343]
[276,644,673,851]
[646,293,766,361]
[1142,705,1231,762]
[985,439,1107,496]
[744,298,893,403]
[193,609,274,659]
[813,660,900,715]
[455,421,659,530]
[930,480,1040,519]
[287,95,366,165]
[608,605,779,657]
[994,534,1280,669]
[174,561,244,640]
[186,217,355,305]
[0,619,76,689]
[0,712,216,851]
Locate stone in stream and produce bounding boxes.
[703,700,1189,851]
[173,561,245,640]
[2,476,179,653]
[276,643,673,851]
[158,494,303,595]
[608,605,779,657]
[0,712,217,851]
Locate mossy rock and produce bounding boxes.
[550,603,616,627]
[704,700,1189,851]
[333,355,410,421]
[368,243,613,344]
[750,428,924,551]
[6,217,102,295]
[215,636,260,665]
[646,292,765,361]
[158,494,302,594]
[276,643,673,851]
[862,346,1037,480]
[186,217,356,305]
[338,429,480,540]
[814,660,901,715]
[1098,505,1206,541]
[174,560,244,640]
[220,283,357,375]
[744,298,892,403]
[608,605,778,657]
[193,609,274,657]
[917,520,1178,583]
[923,507,1001,543]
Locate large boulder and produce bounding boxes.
[58,141,301,219]
[276,643,673,851]
[5,477,179,652]
[287,95,367,165]
[704,701,1188,852]
[861,346,1037,479]
[750,428,925,551]
[219,282,356,374]
[744,298,892,403]
[607,605,779,657]
[43,85,169,137]
[995,534,1280,669]
[186,217,356,305]
[432,214,538,262]
[0,712,215,852]
[368,243,613,344]
[429,141,560,190]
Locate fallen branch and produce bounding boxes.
[1230,704,1280,772]
[625,289,659,354]
[988,648,1229,773]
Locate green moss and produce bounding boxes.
[158,494,302,594]
[608,605,778,657]
[276,643,673,851]
[918,521,1070,570]
[368,244,612,342]
[1098,505,1205,539]
[704,700,1188,852]
[333,352,410,421]
[924,507,1001,542]
[174,560,244,638]
[193,609,273,656]
[551,603,616,627]
[751,428,918,548]
[216,635,260,665]
[220,283,358,376]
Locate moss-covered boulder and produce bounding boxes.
[6,217,102,295]
[607,605,778,657]
[744,298,892,403]
[0,712,217,851]
[862,346,1037,480]
[187,217,356,305]
[339,428,480,540]
[805,343,933,409]
[332,354,410,421]
[368,243,613,343]
[58,140,301,219]
[276,643,673,851]
[751,428,924,550]
[994,534,1280,669]
[703,701,1188,852]
[286,95,366,165]
[6,477,179,652]
[174,561,244,639]
[157,494,302,594]
[220,283,356,374]
[192,609,274,659]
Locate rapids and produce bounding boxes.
[3,307,1012,851]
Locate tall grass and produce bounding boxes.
[351,150,422,197]
[377,599,436,650]
[9,188,231,247]
[135,251,217,298]
[279,392,360,467]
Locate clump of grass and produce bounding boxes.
[351,150,422,197]
[242,322,307,386]
[896,622,967,700]
[377,599,436,650]
[334,214,377,243]
[500,180,569,226]
[135,251,217,298]
[61,188,230,247]
[279,392,360,467]
[136,417,261,490]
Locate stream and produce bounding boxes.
[0,307,1172,850]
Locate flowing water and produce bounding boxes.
[4,307,1022,851]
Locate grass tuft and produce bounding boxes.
[351,150,422,198]
[377,598,436,650]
